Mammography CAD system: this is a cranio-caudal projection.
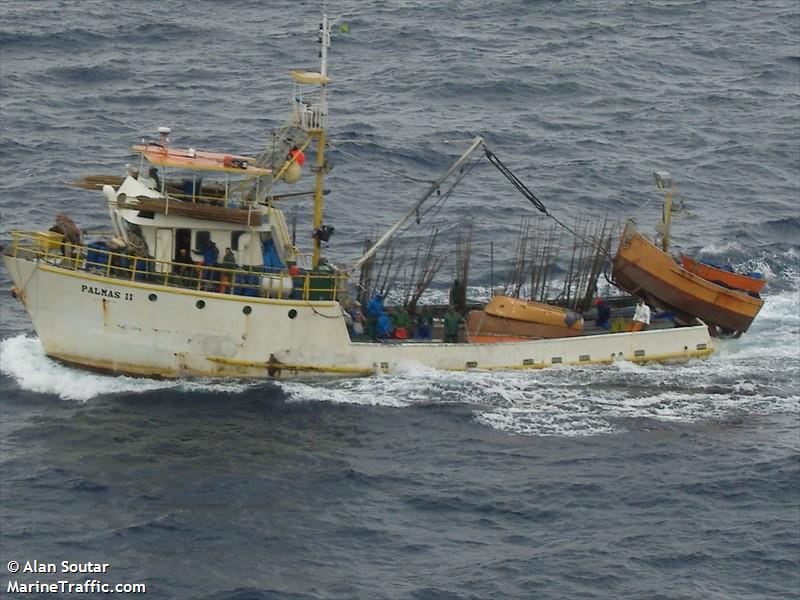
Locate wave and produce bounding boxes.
[0,336,257,403]
[0,28,109,52]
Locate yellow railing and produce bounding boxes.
[5,230,348,303]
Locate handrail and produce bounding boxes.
[5,231,347,303]
[168,191,229,203]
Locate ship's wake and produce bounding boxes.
[0,335,257,402]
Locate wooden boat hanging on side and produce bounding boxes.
[612,221,763,335]
[679,255,766,296]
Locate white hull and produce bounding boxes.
[3,256,714,379]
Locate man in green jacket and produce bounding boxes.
[391,306,411,339]
[443,305,464,343]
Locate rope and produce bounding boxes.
[412,155,483,227]
[484,148,549,215]
[327,139,437,184]
[484,148,613,260]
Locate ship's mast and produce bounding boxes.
[311,14,332,269]
[654,170,673,252]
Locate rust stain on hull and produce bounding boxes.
[47,352,180,379]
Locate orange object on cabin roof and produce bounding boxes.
[131,143,271,176]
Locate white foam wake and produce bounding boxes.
[0,335,255,402]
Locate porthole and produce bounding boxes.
[148,293,157,302]
[243,306,252,315]
[196,300,206,309]
[288,309,298,319]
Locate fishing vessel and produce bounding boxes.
[611,172,764,336]
[1,15,714,378]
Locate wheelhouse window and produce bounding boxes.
[195,230,211,251]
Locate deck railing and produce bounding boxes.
[292,100,326,131]
[5,231,347,303]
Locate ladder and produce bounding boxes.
[234,122,309,204]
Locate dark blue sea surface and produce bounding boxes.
[1,1,798,598]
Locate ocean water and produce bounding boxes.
[1,1,799,598]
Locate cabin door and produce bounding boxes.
[155,228,174,273]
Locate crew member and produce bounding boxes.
[149,166,161,191]
[449,278,466,312]
[443,305,464,343]
[366,293,385,340]
[391,306,410,339]
[219,247,237,294]
[201,241,220,290]
[629,301,651,332]
[595,298,611,330]
[174,248,194,286]
[414,308,434,340]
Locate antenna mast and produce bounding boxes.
[310,13,332,269]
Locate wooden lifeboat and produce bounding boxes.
[483,295,583,330]
[466,296,583,343]
[679,255,766,295]
[612,222,763,335]
[466,310,582,343]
